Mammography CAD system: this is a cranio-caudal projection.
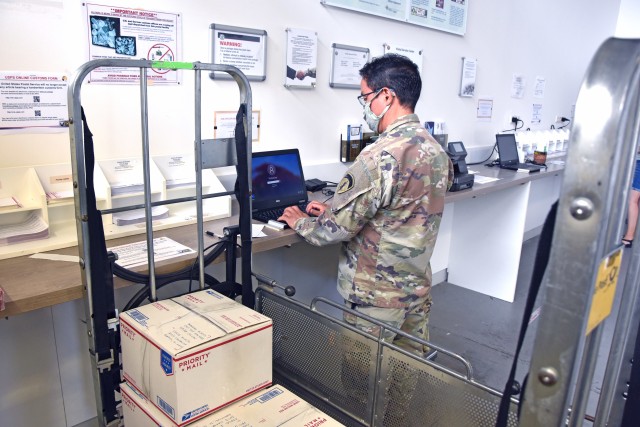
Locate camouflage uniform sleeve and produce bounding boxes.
[294,152,395,246]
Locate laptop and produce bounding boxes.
[251,149,309,224]
[496,134,543,172]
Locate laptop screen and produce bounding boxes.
[496,134,519,165]
[251,149,307,211]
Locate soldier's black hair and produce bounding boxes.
[359,53,422,110]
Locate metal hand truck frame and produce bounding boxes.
[68,59,254,426]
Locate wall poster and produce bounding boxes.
[330,44,369,89]
[383,43,423,74]
[210,24,267,81]
[285,28,318,89]
[214,110,260,141]
[459,57,477,97]
[321,0,468,36]
[0,71,68,134]
[84,3,182,84]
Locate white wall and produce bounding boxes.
[0,0,622,170]
[616,0,640,38]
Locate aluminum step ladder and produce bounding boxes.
[521,37,640,426]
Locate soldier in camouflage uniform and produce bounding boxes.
[280,53,452,351]
[280,53,452,425]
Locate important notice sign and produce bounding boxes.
[0,71,68,132]
[84,3,182,84]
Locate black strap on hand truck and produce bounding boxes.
[496,201,558,426]
[80,108,121,424]
[233,103,254,307]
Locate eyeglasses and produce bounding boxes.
[357,88,383,107]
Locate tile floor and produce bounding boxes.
[428,235,630,426]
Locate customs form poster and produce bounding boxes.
[0,71,68,133]
[322,0,468,36]
[84,3,181,84]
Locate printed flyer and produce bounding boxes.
[85,3,181,84]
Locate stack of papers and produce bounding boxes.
[112,206,169,226]
[108,236,195,268]
[111,183,145,196]
[166,177,195,189]
[46,190,74,204]
[0,211,49,246]
[0,196,22,210]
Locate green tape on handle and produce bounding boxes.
[151,61,193,70]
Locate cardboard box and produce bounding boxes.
[122,382,345,427]
[120,290,273,426]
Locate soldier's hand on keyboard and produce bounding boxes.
[279,206,309,229]
[306,201,327,217]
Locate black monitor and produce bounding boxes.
[495,134,519,166]
[251,149,308,212]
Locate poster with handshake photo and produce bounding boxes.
[285,28,317,88]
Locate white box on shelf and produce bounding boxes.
[120,289,273,425]
[121,382,344,427]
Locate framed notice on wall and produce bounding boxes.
[459,57,477,97]
[284,28,318,89]
[321,0,468,36]
[210,24,267,81]
[330,44,369,89]
[214,110,260,141]
[383,43,423,74]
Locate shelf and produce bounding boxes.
[0,158,232,260]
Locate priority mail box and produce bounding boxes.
[120,289,272,426]
[122,381,345,427]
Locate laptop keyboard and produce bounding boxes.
[253,202,309,224]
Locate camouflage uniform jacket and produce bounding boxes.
[295,114,453,308]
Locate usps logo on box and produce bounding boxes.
[161,349,174,376]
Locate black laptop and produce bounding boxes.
[496,134,543,172]
[251,149,309,224]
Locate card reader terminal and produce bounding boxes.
[447,141,474,192]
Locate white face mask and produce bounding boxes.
[363,99,390,133]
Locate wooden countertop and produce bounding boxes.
[0,213,302,317]
[0,162,563,318]
[444,161,565,203]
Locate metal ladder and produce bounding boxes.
[521,37,640,426]
[67,59,253,426]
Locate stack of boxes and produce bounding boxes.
[119,289,343,426]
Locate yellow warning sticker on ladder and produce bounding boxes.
[586,246,623,335]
